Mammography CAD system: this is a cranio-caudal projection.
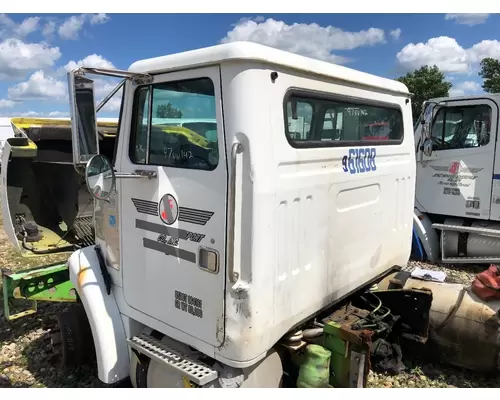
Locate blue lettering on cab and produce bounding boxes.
[342,148,377,174]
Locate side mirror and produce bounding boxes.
[85,154,116,202]
[421,121,432,139]
[423,138,433,157]
[68,71,100,166]
[421,101,437,139]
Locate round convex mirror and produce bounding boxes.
[85,154,116,201]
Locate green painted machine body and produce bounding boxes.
[2,262,77,320]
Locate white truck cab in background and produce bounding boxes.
[413,94,500,263]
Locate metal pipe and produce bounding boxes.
[377,272,500,373]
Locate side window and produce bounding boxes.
[129,86,150,164]
[431,105,492,151]
[284,92,403,147]
[130,77,219,171]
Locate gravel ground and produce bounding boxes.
[0,211,499,387]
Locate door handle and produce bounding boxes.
[114,169,157,179]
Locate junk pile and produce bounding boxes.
[377,265,500,374]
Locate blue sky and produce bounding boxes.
[0,13,499,118]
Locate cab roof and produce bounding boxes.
[128,41,409,96]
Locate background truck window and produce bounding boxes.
[430,104,491,151]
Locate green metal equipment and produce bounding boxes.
[1,262,77,320]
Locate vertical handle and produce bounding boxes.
[227,142,243,284]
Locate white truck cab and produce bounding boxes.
[1,41,416,388]
[413,94,500,263]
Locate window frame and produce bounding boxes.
[283,87,405,149]
[127,76,219,171]
[430,103,493,152]
[111,81,126,166]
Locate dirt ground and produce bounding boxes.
[0,211,499,387]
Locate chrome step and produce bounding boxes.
[432,223,500,238]
[127,333,218,386]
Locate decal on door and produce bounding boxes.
[135,219,206,263]
[159,194,179,225]
[430,161,483,188]
[174,290,203,318]
[131,197,214,225]
[342,148,377,174]
[443,187,460,196]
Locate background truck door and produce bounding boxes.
[118,66,227,347]
[415,98,498,220]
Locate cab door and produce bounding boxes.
[416,98,497,220]
[117,66,227,346]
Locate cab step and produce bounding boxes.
[127,333,218,386]
[432,223,500,238]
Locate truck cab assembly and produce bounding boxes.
[3,41,494,388]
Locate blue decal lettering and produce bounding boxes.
[369,148,377,171]
[358,148,365,173]
[348,149,356,174]
[109,215,116,227]
[342,147,377,175]
[342,155,348,172]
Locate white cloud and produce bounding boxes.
[220,17,386,64]
[90,13,110,25]
[0,99,15,108]
[0,14,40,39]
[396,36,500,74]
[42,20,56,39]
[16,17,40,37]
[63,54,116,73]
[0,38,61,80]
[58,14,110,40]
[390,28,401,40]
[8,70,66,100]
[449,81,483,97]
[445,13,490,26]
[58,15,86,40]
[7,110,70,118]
[47,111,70,117]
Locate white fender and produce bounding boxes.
[413,208,440,263]
[68,246,130,384]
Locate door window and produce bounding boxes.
[129,77,219,171]
[430,104,492,151]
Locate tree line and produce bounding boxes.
[397,58,500,122]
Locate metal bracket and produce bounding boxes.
[2,263,77,321]
[349,350,366,388]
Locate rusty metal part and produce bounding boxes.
[377,272,500,372]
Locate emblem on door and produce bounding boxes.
[159,194,179,225]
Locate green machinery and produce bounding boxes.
[2,263,77,320]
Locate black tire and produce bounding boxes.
[50,304,96,370]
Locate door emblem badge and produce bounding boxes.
[159,194,179,225]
